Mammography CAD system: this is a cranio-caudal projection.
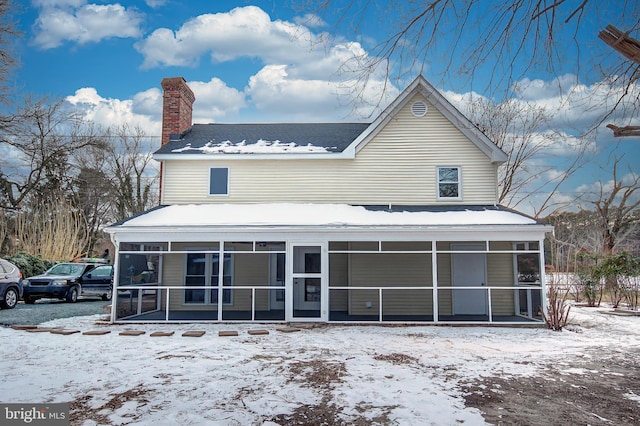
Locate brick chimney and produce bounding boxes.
[161,77,195,145]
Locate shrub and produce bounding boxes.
[576,252,603,307]
[6,251,56,278]
[543,285,572,331]
[593,252,640,309]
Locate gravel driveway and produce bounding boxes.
[0,298,110,326]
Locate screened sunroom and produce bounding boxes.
[105,204,551,325]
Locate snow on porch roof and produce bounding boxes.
[111,204,540,228]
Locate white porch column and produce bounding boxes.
[218,240,225,322]
[109,233,119,324]
[538,238,547,319]
[432,239,439,323]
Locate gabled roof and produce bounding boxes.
[154,76,507,163]
[344,76,508,163]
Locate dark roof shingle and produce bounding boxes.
[155,122,371,155]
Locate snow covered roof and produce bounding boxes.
[155,123,370,156]
[110,204,542,229]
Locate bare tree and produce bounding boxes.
[70,143,114,254]
[587,157,640,253]
[105,124,159,221]
[0,0,19,104]
[459,95,588,216]
[13,196,89,260]
[0,97,104,210]
[302,1,640,124]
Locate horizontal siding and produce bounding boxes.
[162,95,498,205]
[349,253,433,315]
[487,252,515,315]
[436,251,452,315]
[329,253,349,311]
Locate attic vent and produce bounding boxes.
[411,101,428,117]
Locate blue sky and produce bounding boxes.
[10,0,640,215]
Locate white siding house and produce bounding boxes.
[105,76,551,324]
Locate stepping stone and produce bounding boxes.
[248,329,270,335]
[218,330,238,337]
[150,331,175,337]
[119,330,146,336]
[50,329,81,335]
[182,330,206,337]
[25,328,59,333]
[290,323,315,329]
[10,324,37,330]
[276,327,301,333]
[82,330,111,335]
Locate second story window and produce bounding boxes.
[209,167,229,196]
[437,166,461,200]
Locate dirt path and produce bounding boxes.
[462,347,640,425]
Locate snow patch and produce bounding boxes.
[172,139,333,154]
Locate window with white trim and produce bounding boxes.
[209,167,229,196]
[437,166,461,199]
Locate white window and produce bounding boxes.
[209,167,229,196]
[437,166,461,200]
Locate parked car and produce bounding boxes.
[22,262,112,304]
[0,258,23,309]
[80,264,113,301]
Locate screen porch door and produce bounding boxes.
[288,244,324,320]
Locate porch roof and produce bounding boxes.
[108,203,545,229]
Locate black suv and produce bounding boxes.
[23,262,113,303]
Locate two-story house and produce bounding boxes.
[105,76,552,324]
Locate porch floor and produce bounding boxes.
[116,309,542,324]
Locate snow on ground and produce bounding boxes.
[1,306,639,425]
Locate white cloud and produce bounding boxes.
[513,74,640,134]
[189,78,246,123]
[244,65,398,122]
[33,2,143,49]
[575,171,640,197]
[246,65,339,120]
[63,79,246,133]
[135,6,325,69]
[144,0,167,7]
[515,74,579,101]
[293,13,327,28]
[65,87,160,136]
[132,5,398,121]
[131,88,162,117]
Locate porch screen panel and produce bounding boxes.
[515,242,542,318]
[185,253,206,303]
[382,289,432,320]
[350,253,431,316]
[487,252,515,315]
[329,253,349,312]
[211,254,233,304]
